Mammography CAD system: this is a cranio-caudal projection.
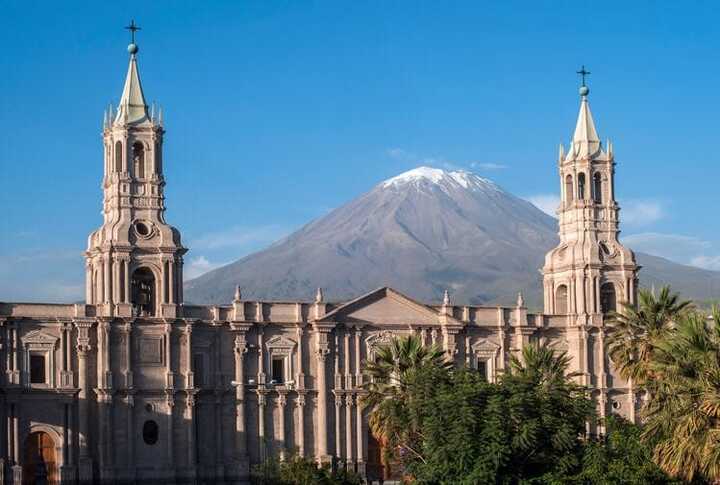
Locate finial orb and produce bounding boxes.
[128,43,139,55]
[579,85,589,96]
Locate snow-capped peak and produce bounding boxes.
[380,166,500,192]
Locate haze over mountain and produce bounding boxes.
[185,167,720,308]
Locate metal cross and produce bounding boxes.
[125,20,141,43]
[576,65,591,87]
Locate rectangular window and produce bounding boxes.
[193,353,205,387]
[271,357,285,384]
[30,354,46,384]
[477,359,487,381]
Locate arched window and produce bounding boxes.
[565,175,574,204]
[555,285,569,314]
[593,172,603,203]
[578,173,586,200]
[600,282,617,314]
[114,141,123,172]
[131,267,156,316]
[133,142,145,179]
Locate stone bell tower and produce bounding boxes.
[542,69,638,322]
[85,24,186,318]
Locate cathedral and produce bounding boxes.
[0,35,638,484]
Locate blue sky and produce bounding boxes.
[1,1,719,301]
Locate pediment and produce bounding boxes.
[21,329,59,347]
[266,335,297,350]
[319,287,446,326]
[472,338,500,357]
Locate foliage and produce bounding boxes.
[641,307,720,483]
[566,415,680,484]
[361,334,452,467]
[605,285,692,387]
[401,342,593,484]
[250,454,362,485]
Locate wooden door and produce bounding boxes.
[23,431,57,485]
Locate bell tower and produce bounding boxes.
[542,69,638,321]
[85,23,186,318]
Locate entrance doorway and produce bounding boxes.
[367,431,402,482]
[23,431,58,485]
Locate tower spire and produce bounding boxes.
[115,20,148,125]
[567,66,601,160]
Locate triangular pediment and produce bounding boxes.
[319,287,446,325]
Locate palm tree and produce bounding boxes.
[642,308,720,483]
[361,334,452,474]
[605,286,692,387]
[509,342,577,385]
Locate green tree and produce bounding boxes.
[361,334,452,470]
[250,454,361,485]
[642,308,720,483]
[403,342,593,484]
[605,286,692,387]
[568,415,680,484]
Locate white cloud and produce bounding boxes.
[622,232,720,270]
[191,225,289,251]
[470,162,508,170]
[690,255,720,271]
[621,199,664,226]
[184,255,226,280]
[386,148,507,172]
[524,194,560,216]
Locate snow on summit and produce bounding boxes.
[380,166,500,192]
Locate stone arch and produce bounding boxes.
[593,172,603,203]
[555,284,569,314]
[132,141,145,179]
[600,282,617,314]
[578,172,586,199]
[22,425,63,485]
[131,266,157,316]
[564,174,573,204]
[114,140,123,172]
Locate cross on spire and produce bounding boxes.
[125,19,141,44]
[576,65,591,87]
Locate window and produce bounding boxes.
[131,267,155,316]
[593,172,603,203]
[133,142,145,179]
[555,285,569,314]
[193,353,205,387]
[578,173,586,199]
[271,357,285,384]
[30,355,46,384]
[115,141,123,172]
[600,283,617,314]
[565,175,573,204]
[142,420,159,445]
[477,359,487,381]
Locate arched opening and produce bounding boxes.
[565,174,574,204]
[133,142,145,179]
[600,282,617,314]
[131,267,156,316]
[114,141,123,172]
[593,172,603,203]
[578,173,586,200]
[23,431,58,485]
[555,285,569,314]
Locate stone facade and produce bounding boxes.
[0,42,637,484]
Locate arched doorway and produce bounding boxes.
[23,431,58,485]
[131,267,156,316]
[367,431,402,482]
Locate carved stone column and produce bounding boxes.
[345,393,353,466]
[334,392,342,461]
[313,327,331,462]
[277,392,288,460]
[296,393,306,457]
[231,330,249,470]
[74,319,94,482]
[257,392,267,461]
[185,393,197,478]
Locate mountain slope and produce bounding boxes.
[185,167,720,307]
